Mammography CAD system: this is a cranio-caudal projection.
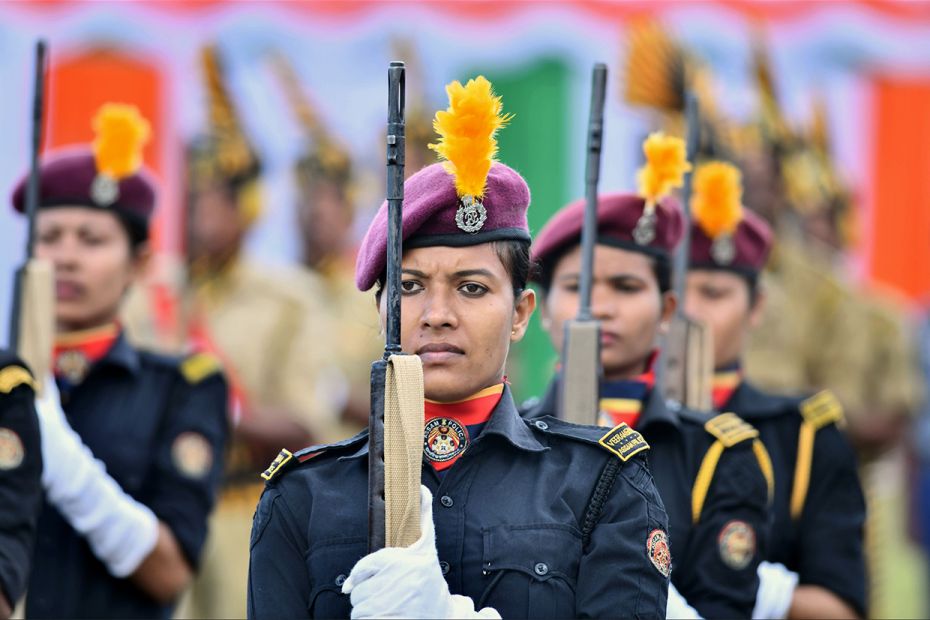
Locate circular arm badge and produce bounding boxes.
[718,520,756,570]
[646,528,671,577]
[0,428,24,470]
[171,432,213,479]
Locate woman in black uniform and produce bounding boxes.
[526,134,773,618]
[0,352,41,619]
[14,103,228,619]
[248,77,670,619]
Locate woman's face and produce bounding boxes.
[35,207,147,332]
[379,244,536,402]
[542,243,675,381]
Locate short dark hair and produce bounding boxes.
[115,211,149,253]
[535,242,672,297]
[375,238,532,303]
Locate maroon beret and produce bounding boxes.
[689,208,772,273]
[531,192,684,271]
[11,147,157,227]
[355,162,531,291]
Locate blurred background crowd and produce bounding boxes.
[2,1,930,618]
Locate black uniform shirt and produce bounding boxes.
[0,351,42,607]
[26,332,228,619]
[248,386,670,619]
[722,380,867,615]
[526,379,772,619]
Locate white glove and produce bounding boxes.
[35,377,159,578]
[666,583,703,619]
[342,485,500,619]
[753,561,799,619]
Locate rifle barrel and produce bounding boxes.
[672,93,700,299]
[384,62,405,358]
[577,63,607,320]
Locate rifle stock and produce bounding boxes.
[559,64,607,425]
[9,40,53,392]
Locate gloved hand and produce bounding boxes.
[753,561,799,619]
[666,582,703,619]
[342,485,500,619]
[35,377,159,578]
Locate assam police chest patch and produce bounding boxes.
[423,417,468,464]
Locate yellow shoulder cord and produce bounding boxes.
[692,440,725,524]
[790,421,816,520]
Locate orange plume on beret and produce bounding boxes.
[636,132,691,206]
[691,161,744,239]
[429,76,513,200]
[92,103,150,180]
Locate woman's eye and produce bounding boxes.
[400,280,423,294]
[560,281,580,293]
[459,282,488,296]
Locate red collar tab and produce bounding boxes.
[712,366,743,410]
[53,323,120,384]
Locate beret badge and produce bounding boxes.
[455,195,486,233]
[635,132,690,246]
[429,76,511,234]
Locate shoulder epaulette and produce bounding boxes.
[790,390,844,520]
[260,431,369,482]
[704,412,759,447]
[693,412,772,524]
[799,390,844,430]
[0,365,36,394]
[529,417,649,462]
[598,423,650,462]
[180,352,223,384]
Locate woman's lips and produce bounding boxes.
[55,280,84,301]
[416,343,465,364]
[600,331,619,347]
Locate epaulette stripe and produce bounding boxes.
[790,421,816,520]
[181,353,222,384]
[691,441,725,524]
[752,439,775,503]
[0,366,36,394]
[598,423,650,462]
[261,449,294,481]
[799,390,844,430]
[704,412,759,447]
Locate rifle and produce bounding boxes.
[559,63,607,425]
[369,62,424,553]
[9,40,53,392]
[658,92,713,410]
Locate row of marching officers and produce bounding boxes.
[0,77,865,620]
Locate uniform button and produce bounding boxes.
[534,562,549,576]
[335,574,347,587]
[440,561,450,575]
[534,420,549,430]
[440,495,454,507]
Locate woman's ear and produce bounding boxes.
[511,289,537,341]
[658,290,678,335]
[130,243,152,281]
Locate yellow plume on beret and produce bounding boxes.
[691,161,743,238]
[636,132,691,205]
[429,76,513,200]
[92,103,151,179]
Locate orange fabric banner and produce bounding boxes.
[869,77,930,300]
